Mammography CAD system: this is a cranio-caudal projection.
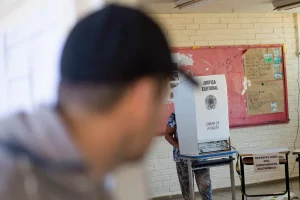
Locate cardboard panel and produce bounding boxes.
[244,48,283,82]
[246,81,284,116]
[244,47,284,116]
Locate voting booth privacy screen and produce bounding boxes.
[174,75,230,155]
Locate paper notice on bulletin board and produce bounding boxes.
[246,80,284,116]
[244,48,283,82]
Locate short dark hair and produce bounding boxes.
[57,76,168,113]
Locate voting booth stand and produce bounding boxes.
[174,75,237,200]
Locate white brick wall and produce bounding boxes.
[148,13,299,198]
[0,0,77,116]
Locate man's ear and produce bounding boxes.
[124,78,158,119]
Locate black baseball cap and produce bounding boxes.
[60,4,197,86]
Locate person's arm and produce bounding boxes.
[165,125,179,149]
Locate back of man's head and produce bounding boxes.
[59,4,173,113]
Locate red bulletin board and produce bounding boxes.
[158,44,289,135]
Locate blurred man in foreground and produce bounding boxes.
[0,4,196,200]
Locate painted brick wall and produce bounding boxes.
[147,13,299,198]
[0,2,150,200]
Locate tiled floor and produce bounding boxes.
[157,180,300,200]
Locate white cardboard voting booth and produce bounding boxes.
[173,75,230,155]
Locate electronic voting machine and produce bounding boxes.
[173,75,230,155]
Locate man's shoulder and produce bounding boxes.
[0,111,37,142]
[0,107,55,143]
[0,113,23,139]
[0,147,16,169]
[0,147,17,195]
[0,114,23,175]
[0,112,36,192]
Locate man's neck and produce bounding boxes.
[57,107,123,178]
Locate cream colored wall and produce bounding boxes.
[0,0,77,114]
[147,13,299,198]
[75,0,105,19]
[114,161,149,200]
[0,0,76,29]
[74,0,144,18]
